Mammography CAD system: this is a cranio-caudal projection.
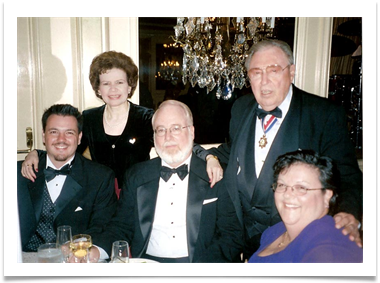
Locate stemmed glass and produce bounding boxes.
[56,225,72,263]
[70,234,92,263]
[110,240,129,263]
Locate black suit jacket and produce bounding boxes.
[17,152,118,251]
[206,85,363,242]
[92,154,243,262]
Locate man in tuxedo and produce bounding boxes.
[17,104,117,253]
[202,39,363,259]
[91,100,243,263]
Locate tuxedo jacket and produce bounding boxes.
[207,85,363,240]
[92,154,244,263]
[17,152,118,251]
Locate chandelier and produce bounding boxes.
[172,17,275,99]
[156,43,182,86]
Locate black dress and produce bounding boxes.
[77,102,154,187]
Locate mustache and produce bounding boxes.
[52,142,69,147]
[163,141,178,147]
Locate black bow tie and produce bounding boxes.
[44,164,71,182]
[160,164,188,182]
[256,107,282,119]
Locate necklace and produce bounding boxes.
[104,103,130,128]
[104,103,130,149]
[278,231,290,248]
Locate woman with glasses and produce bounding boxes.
[248,149,363,263]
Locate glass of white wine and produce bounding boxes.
[70,234,92,263]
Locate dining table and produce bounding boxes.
[21,252,158,263]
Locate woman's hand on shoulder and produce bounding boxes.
[21,149,39,182]
[206,155,224,188]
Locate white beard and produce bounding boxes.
[155,138,193,166]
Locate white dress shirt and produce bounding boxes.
[255,86,292,177]
[146,155,192,258]
[45,155,74,203]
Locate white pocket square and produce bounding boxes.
[203,198,218,205]
[237,166,241,175]
[75,207,83,212]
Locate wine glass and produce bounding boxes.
[110,240,129,263]
[37,243,63,263]
[56,225,72,263]
[70,234,92,263]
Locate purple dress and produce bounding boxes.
[248,215,363,263]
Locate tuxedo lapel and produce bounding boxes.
[137,181,159,243]
[54,154,84,218]
[54,176,83,217]
[270,87,302,160]
[28,174,46,222]
[136,160,161,246]
[186,156,208,262]
[232,98,259,200]
[28,156,48,222]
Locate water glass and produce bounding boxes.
[110,240,129,263]
[37,243,63,263]
[56,225,72,263]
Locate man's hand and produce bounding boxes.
[68,247,100,263]
[206,155,224,188]
[334,212,362,248]
[21,149,39,182]
[88,247,100,263]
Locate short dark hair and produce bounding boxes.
[42,104,83,133]
[89,51,139,100]
[273,149,339,215]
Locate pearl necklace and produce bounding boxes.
[104,103,130,128]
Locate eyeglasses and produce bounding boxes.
[154,125,191,137]
[248,64,290,80]
[272,182,324,196]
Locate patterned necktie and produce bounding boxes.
[44,164,71,182]
[160,164,188,182]
[256,107,282,119]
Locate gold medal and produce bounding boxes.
[259,134,267,148]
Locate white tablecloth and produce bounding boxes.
[22,252,38,263]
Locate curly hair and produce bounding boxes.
[89,51,139,100]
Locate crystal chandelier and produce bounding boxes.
[156,43,182,86]
[172,17,275,99]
